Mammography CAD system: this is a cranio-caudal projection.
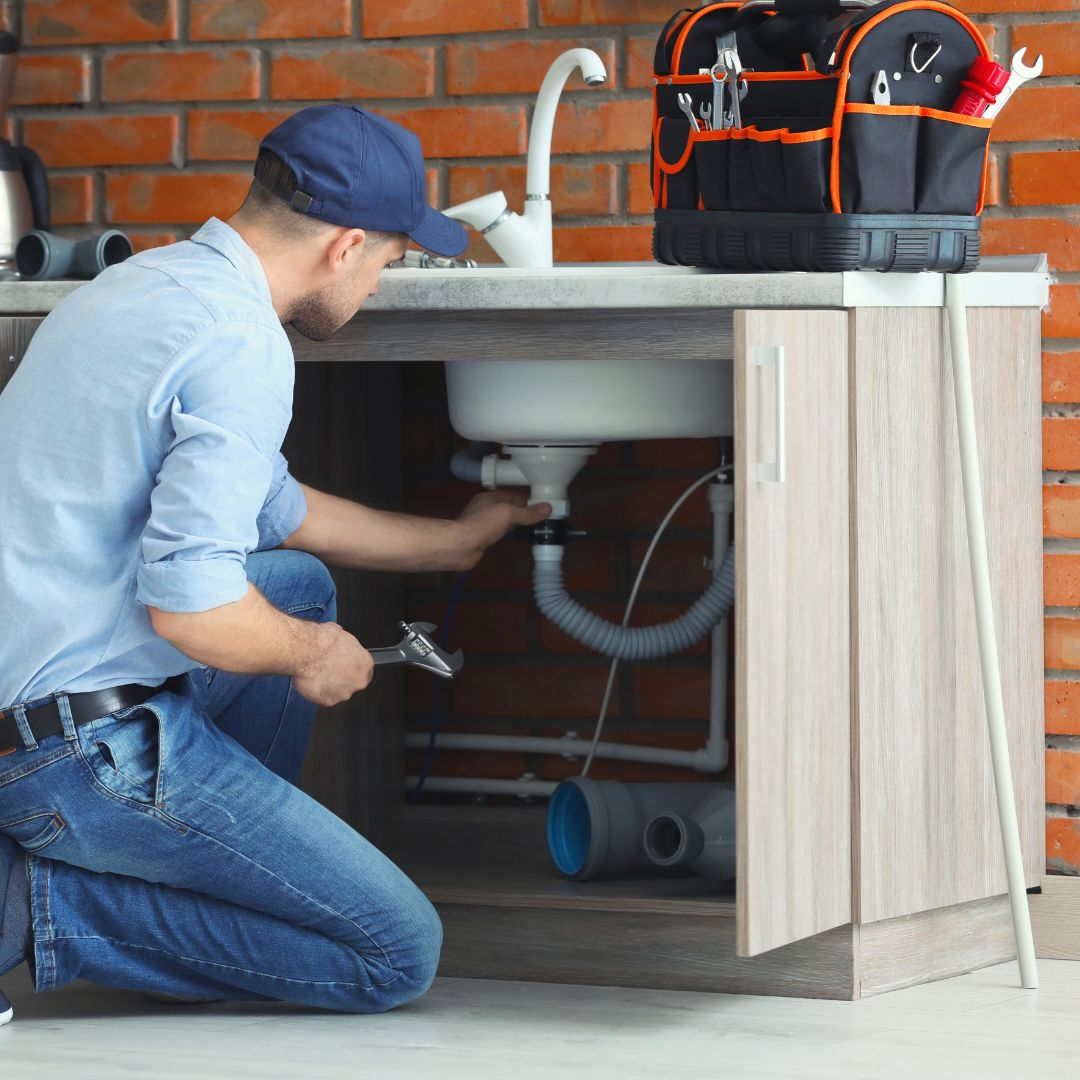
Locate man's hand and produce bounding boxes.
[453,491,551,571]
[292,621,375,707]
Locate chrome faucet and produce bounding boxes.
[439,48,607,268]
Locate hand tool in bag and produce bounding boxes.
[676,92,702,132]
[871,69,891,106]
[719,47,747,129]
[982,47,1043,120]
[951,56,1010,117]
[370,621,464,680]
[699,101,713,130]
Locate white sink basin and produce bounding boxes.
[445,358,733,445]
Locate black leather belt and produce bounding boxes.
[0,675,186,757]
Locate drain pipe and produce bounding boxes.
[450,442,529,492]
[533,540,735,661]
[403,479,733,774]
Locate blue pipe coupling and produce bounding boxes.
[15,228,133,280]
[547,777,735,882]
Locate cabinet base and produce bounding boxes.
[653,209,981,273]
[393,806,1021,1000]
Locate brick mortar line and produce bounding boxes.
[19,27,654,54]
[17,10,1080,52]
[26,160,650,177]
[991,139,1080,151]
[980,11,1080,26]
[259,46,270,100]
[25,10,1080,51]
[983,206,1080,218]
[8,89,654,114]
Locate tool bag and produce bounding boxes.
[651,0,993,271]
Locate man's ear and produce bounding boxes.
[326,228,366,271]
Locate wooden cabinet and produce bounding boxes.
[0,287,1046,1000]
[371,301,1043,998]
[728,305,1042,977]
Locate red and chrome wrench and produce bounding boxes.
[983,47,1043,120]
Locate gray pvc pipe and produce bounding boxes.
[15,229,132,280]
[533,540,735,660]
[547,777,735,882]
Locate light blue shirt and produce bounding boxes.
[0,217,309,708]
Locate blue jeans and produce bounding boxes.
[0,550,441,1012]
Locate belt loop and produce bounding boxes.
[54,692,78,741]
[11,703,38,752]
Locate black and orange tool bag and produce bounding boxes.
[651,0,994,271]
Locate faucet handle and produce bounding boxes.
[440,191,510,233]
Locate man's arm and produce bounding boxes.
[278,482,550,573]
[149,584,373,706]
[148,583,327,677]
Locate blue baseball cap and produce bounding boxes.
[258,104,468,257]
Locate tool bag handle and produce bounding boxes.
[737,0,879,13]
[733,0,879,62]
[653,6,697,76]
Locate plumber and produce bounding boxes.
[0,104,551,1024]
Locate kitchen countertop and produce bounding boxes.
[0,259,1051,315]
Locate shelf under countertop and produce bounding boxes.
[388,803,736,917]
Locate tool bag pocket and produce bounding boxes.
[694,125,832,213]
[653,115,698,210]
[838,104,990,215]
[915,108,992,214]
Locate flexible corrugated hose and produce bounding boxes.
[533,540,736,660]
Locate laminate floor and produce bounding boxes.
[2,958,1079,1079]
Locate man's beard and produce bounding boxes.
[284,283,353,341]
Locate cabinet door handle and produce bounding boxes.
[756,346,786,484]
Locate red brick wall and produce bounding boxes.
[5,0,1077,865]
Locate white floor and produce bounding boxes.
[3,959,1080,1079]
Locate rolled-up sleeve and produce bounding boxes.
[136,320,295,613]
[256,450,308,550]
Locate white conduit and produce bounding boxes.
[404,776,558,797]
[402,733,724,772]
[945,271,1038,990]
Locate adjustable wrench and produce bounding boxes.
[719,47,747,129]
[370,621,464,680]
[983,47,1043,120]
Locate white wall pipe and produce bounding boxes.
[404,776,557,797]
[945,272,1038,990]
[404,733,724,771]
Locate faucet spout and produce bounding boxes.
[438,47,607,267]
[527,48,608,199]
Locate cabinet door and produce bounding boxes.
[734,309,851,957]
[851,307,1043,924]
